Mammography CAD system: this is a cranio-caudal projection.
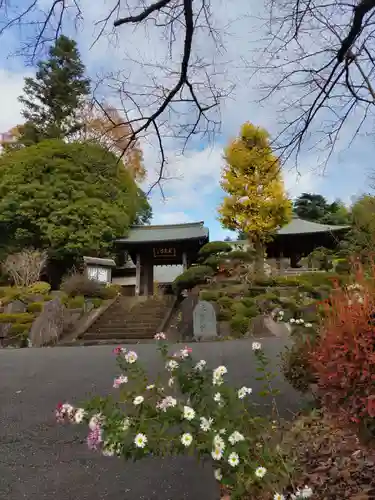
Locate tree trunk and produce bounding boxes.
[253,236,265,278]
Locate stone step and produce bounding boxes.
[84,331,156,340]
[86,325,158,333]
[61,338,157,346]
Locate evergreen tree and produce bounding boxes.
[218,122,292,272]
[18,35,90,144]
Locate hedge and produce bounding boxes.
[27,302,44,313]
[198,241,232,260]
[172,265,214,294]
[0,312,34,324]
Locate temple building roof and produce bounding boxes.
[116,221,209,244]
[276,216,350,235]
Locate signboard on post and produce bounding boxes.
[153,247,176,258]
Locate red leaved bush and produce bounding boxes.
[311,265,375,430]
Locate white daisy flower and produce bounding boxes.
[125,351,138,364]
[252,341,262,351]
[194,359,206,371]
[211,446,223,460]
[213,435,225,451]
[154,332,166,340]
[238,386,252,399]
[299,318,304,324]
[183,406,196,421]
[168,377,175,387]
[134,433,147,448]
[213,392,222,403]
[274,494,285,500]
[200,417,214,432]
[219,428,226,435]
[102,442,115,457]
[289,318,296,324]
[228,452,240,467]
[89,414,102,430]
[156,396,177,412]
[304,323,313,328]
[146,384,155,390]
[214,469,223,481]
[74,408,85,424]
[213,366,227,377]
[165,359,179,371]
[113,375,128,388]
[228,431,245,445]
[133,396,144,406]
[255,466,267,478]
[181,433,193,447]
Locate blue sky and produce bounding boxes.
[0,0,371,241]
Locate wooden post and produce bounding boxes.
[143,262,154,296]
[182,251,188,271]
[135,253,141,296]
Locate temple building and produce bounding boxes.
[232,215,350,267]
[84,217,349,296]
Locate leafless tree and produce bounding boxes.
[253,0,375,166]
[2,249,48,286]
[0,0,374,179]
[0,0,231,191]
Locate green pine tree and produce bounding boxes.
[18,35,90,144]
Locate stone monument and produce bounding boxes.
[193,300,218,340]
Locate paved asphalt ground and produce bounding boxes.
[0,339,306,500]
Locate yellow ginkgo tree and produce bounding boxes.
[218,121,292,274]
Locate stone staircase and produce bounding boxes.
[80,295,174,344]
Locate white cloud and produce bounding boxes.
[0,69,28,132]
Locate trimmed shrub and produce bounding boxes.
[198,241,232,260]
[91,297,103,308]
[217,295,234,309]
[0,312,34,324]
[10,321,33,334]
[247,286,268,297]
[199,290,220,301]
[27,302,44,313]
[203,255,223,271]
[172,266,214,294]
[61,273,107,298]
[26,281,51,295]
[218,309,232,321]
[230,314,249,336]
[311,272,375,435]
[227,250,254,262]
[232,301,259,318]
[102,284,122,299]
[67,295,85,309]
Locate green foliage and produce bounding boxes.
[202,255,223,271]
[293,193,350,225]
[0,312,34,323]
[217,309,232,321]
[198,241,232,260]
[247,286,268,297]
[91,297,103,308]
[10,322,33,334]
[346,195,375,257]
[26,281,51,295]
[27,302,44,313]
[67,295,85,309]
[217,295,234,309]
[0,140,149,268]
[230,314,249,336]
[199,290,220,301]
[232,300,259,318]
[103,284,122,299]
[334,258,351,274]
[305,247,334,271]
[218,122,292,249]
[172,266,214,294]
[18,35,90,144]
[227,249,254,262]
